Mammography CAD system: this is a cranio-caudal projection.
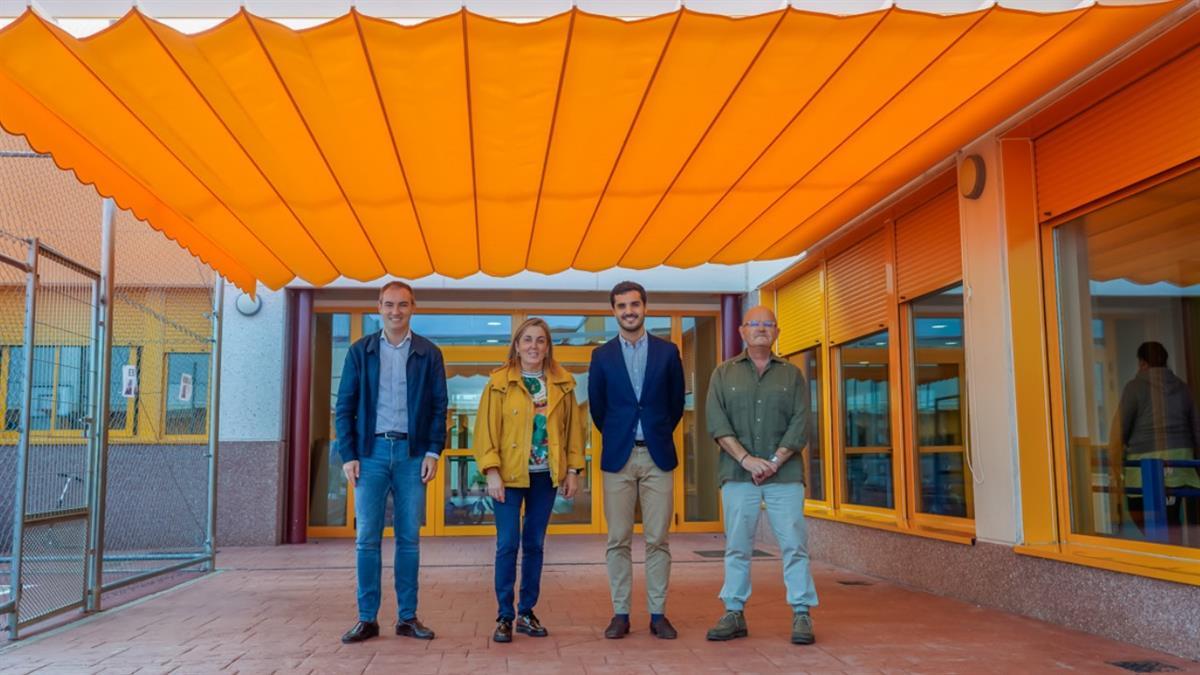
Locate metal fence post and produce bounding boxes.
[203,276,225,572]
[7,239,39,639]
[86,199,116,612]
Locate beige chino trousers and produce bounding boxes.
[602,446,673,615]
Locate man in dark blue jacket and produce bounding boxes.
[588,281,685,640]
[335,281,447,644]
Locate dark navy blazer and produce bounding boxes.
[334,331,448,463]
[588,333,685,473]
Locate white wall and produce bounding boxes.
[218,283,288,443]
[957,138,1023,546]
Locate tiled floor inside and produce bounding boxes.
[1,533,1195,674]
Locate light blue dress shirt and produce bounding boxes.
[620,332,648,441]
[375,330,411,436]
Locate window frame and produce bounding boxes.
[160,350,212,441]
[900,285,975,535]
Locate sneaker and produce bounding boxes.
[705,610,748,641]
[515,611,549,637]
[791,611,814,645]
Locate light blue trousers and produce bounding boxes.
[719,480,819,613]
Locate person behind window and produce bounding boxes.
[473,318,585,643]
[1109,341,1200,545]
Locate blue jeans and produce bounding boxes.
[355,437,425,622]
[493,471,557,621]
[720,480,819,612]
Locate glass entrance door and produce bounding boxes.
[307,307,723,538]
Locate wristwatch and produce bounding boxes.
[769,455,782,466]
[568,468,581,476]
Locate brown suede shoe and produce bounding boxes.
[649,616,678,639]
[604,615,630,639]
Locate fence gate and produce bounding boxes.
[3,238,101,637]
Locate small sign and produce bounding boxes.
[121,365,138,399]
[178,373,193,403]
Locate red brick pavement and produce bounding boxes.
[0,534,1195,674]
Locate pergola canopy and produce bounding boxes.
[0,2,1180,293]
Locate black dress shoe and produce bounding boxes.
[493,618,513,643]
[395,617,435,640]
[649,615,678,640]
[341,620,379,644]
[516,612,549,637]
[604,615,630,639]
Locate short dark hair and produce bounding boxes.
[609,281,646,307]
[378,280,415,302]
[1137,341,1168,368]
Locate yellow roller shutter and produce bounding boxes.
[894,187,961,301]
[776,267,823,355]
[1035,45,1200,221]
[827,230,889,345]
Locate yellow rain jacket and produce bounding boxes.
[473,361,586,488]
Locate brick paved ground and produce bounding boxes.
[1,533,1195,674]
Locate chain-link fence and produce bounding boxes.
[1,133,222,638]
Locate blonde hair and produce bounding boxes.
[507,317,555,370]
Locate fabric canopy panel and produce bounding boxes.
[0,3,1182,293]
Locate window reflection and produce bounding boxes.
[682,316,720,522]
[789,348,824,501]
[530,315,670,345]
[841,331,892,508]
[1055,168,1200,548]
[363,313,512,346]
[911,286,971,518]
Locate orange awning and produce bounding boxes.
[0,3,1181,293]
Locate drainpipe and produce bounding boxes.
[720,294,743,361]
[287,290,313,544]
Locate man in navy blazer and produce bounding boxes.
[335,281,447,644]
[588,281,685,640]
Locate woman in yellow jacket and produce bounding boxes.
[473,317,586,643]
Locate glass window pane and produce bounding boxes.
[443,455,496,528]
[5,346,24,431]
[788,348,824,502]
[682,316,721,521]
[911,285,972,518]
[841,331,893,508]
[164,353,209,435]
[550,362,594,526]
[29,345,55,431]
[329,313,351,438]
[1054,168,1200,548]
[56,346,90,431]
[108,346,135,430]
[530,315,670,345]
[365,313,513,347]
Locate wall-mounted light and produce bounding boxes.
[235,292,262,317]
[958,153,986,200]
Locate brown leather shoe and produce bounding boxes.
[604,615,630,639]
[493,618,513,643]
[340,620,379,644]
[516,612,549,637]
[395,617,435,640]
[649,615,678,639]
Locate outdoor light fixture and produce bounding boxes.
[235,292,262,317]
[959,154,986,200]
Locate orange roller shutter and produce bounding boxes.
[776,267,823,355]
[826,230,889,345]
[894,188,961,301]
[1035,45,1200,221]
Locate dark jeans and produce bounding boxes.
[354,437,425,622]
[493,471,557,621]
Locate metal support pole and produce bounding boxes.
[86,199,116,612]
[202,276,225,572]
[287,290,313,544]
[720,294,743,360]
[7,239,39,639]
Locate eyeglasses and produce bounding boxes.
[742,320,777,328]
